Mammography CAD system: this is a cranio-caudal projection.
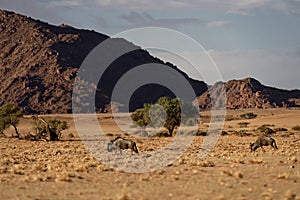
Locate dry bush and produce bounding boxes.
[257,125,274,134]
[240,112,257,119]
[232,130,250,137]
[237,122,250,128]
[292,125,300,131]
[274,127,288,132]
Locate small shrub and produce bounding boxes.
[257,125,274,134]
[225,116,235,121]
[232,130,249,137]
[240,112,257,119]
[274,127,288,132]
[68,133,75,138]
[221,131,228,136]
[261,124,275,127]
[153,131,171,137]
[292,125,300,131]
[31,116,69,141]
[237,122,250,128]
[194,130,207,136]
[264,128,274,134]
[48,119,69,133]
[106,132,113,136]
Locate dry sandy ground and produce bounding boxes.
[0,109,300,200]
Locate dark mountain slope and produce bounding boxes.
[0,10,207,114]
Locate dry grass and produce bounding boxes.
[0,108,299,199]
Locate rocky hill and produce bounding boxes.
[1,10,300,114]
[196,78,300,110]
[0,10,207,114]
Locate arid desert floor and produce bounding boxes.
[0,108,299,200]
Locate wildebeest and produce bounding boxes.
[250,136,278,152]
[107,136,139,154]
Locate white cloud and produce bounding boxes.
[120,11,153,24]
[153,48,300,89]
[3,0,300,17]
[207,21,231,28]
[47,0,81,8]
[67,0,300,15]
[0,0,64,24]
[209,49,300,89]
[120,11,203,28]
[0,0,105,29]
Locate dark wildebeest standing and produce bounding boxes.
[250,136,278,152]
[107,136,139,154]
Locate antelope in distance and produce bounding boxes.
[250,136,278,152]
[107,136,139,154]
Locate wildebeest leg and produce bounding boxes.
[250,143,254,152]
[134,145,139,154]
[107,143,112,152]
[272,141,278,149]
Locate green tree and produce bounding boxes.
[0,104,23,138]
[48,119,69,139]
[0,119,10,136]
[157,97,181,135]
[31,116,69,141]
[131,97,198,136]
[148,104,167,128]
[131,104,151,129]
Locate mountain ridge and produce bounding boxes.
[1,10,299,114]
[0,9,207,114]
[196,77,300,110]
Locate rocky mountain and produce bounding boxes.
[1,10,299,114]
[0,10,207,114]
[196,78,300,110]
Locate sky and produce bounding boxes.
[1,0,300,89]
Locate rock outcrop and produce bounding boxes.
[196,78,300,110]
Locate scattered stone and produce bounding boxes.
[157,169,165,175]
[55,173,72,182]
[234,171,244,179]
[178,158,186,165]
[248,158,264,164]
[278,173,289,179]
[140,177,150,181]
[213,194,226,200]
[261,192,272,200]
[198,160,215,167]
[284,190,297,200]
[291,157,298,163]
[221,170,233,177]
[117,193,131,200]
